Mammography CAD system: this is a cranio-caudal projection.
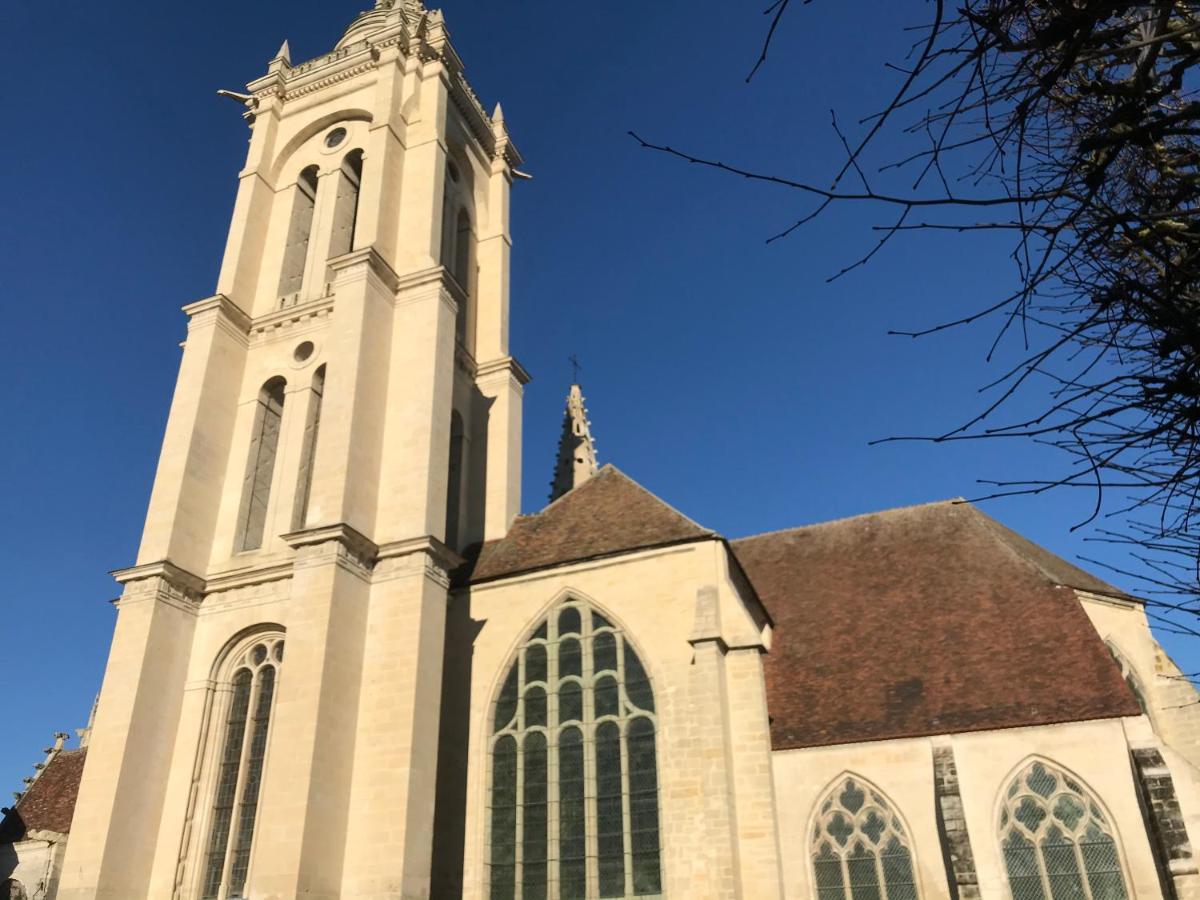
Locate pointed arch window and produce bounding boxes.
[811,777,918,900]
[999,760,1129,900]
[488,600,662,899]
[278,166,319,297]
[201,635,285,900]
[237,377,286,552]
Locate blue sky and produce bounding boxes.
[0,0,1185,793]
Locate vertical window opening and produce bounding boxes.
[201,636,284,900]
[278,166,319,298]
[999,761,1129,900]
[292,366,326,531]
[446,410,466,550]
[237,378,287,552]
[810,777,919,900]
[488,602,662,899]
[328,150,364,261]
[454,209,473,342]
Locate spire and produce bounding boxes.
[550,383,599,502]
[273,40,292,65]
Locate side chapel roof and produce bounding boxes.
[462,462,1141,751]
[467,465,714,583]
[0,748,88,842]
[733,500,1142,751]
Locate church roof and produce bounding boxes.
[0,748,87,841]
[467,465,714,583]
[732,500,1143,751]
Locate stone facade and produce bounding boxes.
[14,2,1200,900]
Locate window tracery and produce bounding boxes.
[999,760,1129,900]
[488,601,662,899]
[200,635,285,900]
[811,776,919,900]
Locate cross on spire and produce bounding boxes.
[569,354,583,384]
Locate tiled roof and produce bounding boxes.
[0,748,87,841]
[466,465,714,583]
[733,501,1142,751]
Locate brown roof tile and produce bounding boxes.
[1,748,87,840]
[467,466,714,584]
[733,501,1141,751]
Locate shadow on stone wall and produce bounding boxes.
[430,589,485,897]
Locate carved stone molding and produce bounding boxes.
[475,355,532,388]
[112,560,206,612]
[182,294,252,337]
[328,246,401,292]
[282,522,379,581]
[375,535,463,588]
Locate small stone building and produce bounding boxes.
[0,737,87,900]
[13,2,1200,899]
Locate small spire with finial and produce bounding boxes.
[550,362,599,502]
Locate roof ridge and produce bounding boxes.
[599,464,715,535]
[733,497,968,544]
[10,732,71,808]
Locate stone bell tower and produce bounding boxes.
[57,2,526,897]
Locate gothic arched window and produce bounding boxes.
[488,600,662,900]
[237,377,287,552]
[201,634,285,900]
[811,776,919,900]
[278,165,319,297]
[999,760,1129,900]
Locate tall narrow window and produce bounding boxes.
[292,366,325,531]
[811,776,919,900]
[454,209,473,341]
[488,601,662,899]
[327,150,363,260]
[237,378,286,552]
[445,410,466,550]
[999,760,1129,900]
[202,636,284,900]
[278,166,319,297]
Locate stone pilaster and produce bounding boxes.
[341,538,459,898]
[933,745,981,900]
[57,563,202,900]
[1132,747,1198,900]
[251,526,373,899]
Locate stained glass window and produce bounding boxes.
[202,636,285,900]
[999,761,1129,900]
[811,777,918,900]
[488,601,662,898]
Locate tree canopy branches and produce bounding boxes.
[637,1,1200,617]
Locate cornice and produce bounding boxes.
[282,522,378,561]
[329,246,401,292]
[112,559,205,594]
[205,562,294,596]
[377,534,464,572]
[475,355,532,387]
[182,294,252,335]
[251,294,336,341]
[111,559,206,611]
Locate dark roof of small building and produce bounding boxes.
[733,500,1142,751]
[466,465,714,584]
[0,748,87,842]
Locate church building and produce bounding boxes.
[6,2,1200,899]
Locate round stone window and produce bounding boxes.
[294,341,315,363]
[325,127,348,149]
